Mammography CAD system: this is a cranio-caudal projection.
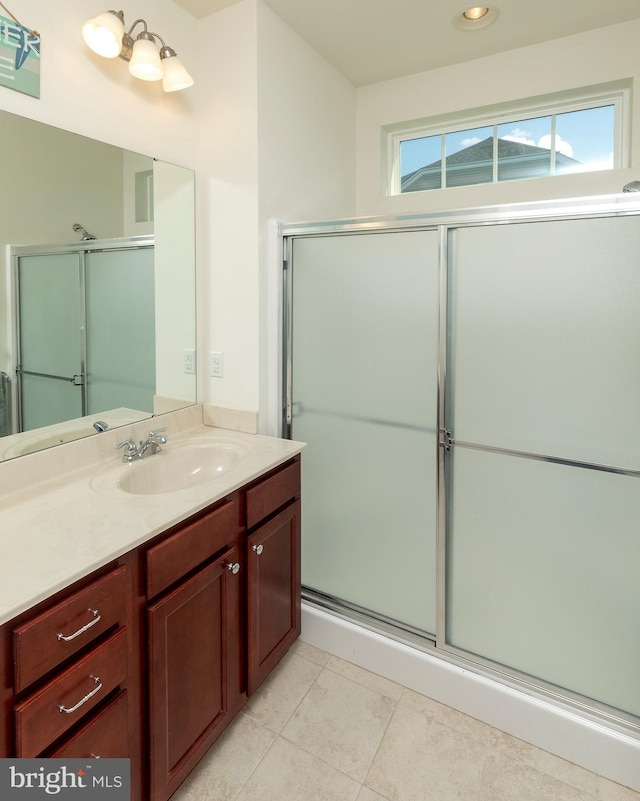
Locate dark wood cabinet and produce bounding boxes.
[0,454,302,801]
[14,627,128,757]
[0,550,144,799]
[148,546,243,801]
[247,499,301,694]
[48,690,130,758]
[246,457,302,694]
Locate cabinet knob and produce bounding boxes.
[252,544,264,556]
[226,562,240,575]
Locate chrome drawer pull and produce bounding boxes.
[226,562,240,574]
[58,675,103,714]
[252,544,263,556]
[57,609,101,642]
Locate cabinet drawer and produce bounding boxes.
[14,627,128,757]
[146,495,240,599]
[246,459,300,529]
[13,567,127,693]
[48,690,129,759]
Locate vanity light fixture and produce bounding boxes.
[454,5,499,30]
[82,10,194,92]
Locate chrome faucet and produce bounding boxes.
[115,428,168,463]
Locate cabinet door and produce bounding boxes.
[247,500,301,695]
[148,547,243,801]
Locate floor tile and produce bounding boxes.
[171,713,276,801]
[325,655,405,702]
[598,777,640,801]
[356,787,390,801]
[488,727,599,796]
[282,667,396,781]
[166,643,639,801]
[290,639,332,666]
[365,703,489,801]
[399,686,494,746]
[235,737,361,801]
[479,753,598,801]
[243,651,323,733]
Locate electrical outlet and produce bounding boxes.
[209,351,223,377]
[183,349,196,375]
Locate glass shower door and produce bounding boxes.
[85,247,155,414]
[17,253,84,430]
[446,216,640,717]
[289,230,440,635]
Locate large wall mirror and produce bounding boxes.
[0,109,196,462]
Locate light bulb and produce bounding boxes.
[161,53,194,92]
[463,6,490,20]
[82,11,124,59]
[129,37,163,81]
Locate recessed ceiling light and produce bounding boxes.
[463,6,489,20]
[454,5,499,30]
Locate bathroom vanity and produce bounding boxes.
[0,408,303,801]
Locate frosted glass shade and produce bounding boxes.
[129,38,163,81]
[161,55,194,92]
[82,12,124,58]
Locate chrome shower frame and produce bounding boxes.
[280,191,640,740]
[10,235,153,435]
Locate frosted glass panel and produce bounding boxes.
[291,231,439,633]
[18,254,82,376]
[85,249,155,413]
[21,374,82,431]
[450,216,640,469]
[448,447,640,716]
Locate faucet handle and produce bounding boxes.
[148,427,167,438]
[115,438,137,453]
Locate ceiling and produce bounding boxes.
[171,0,640,86]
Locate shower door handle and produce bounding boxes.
[16,368,85,386]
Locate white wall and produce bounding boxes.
[0,0,357,429]
[197,0,356,425]
[0,1,199,166]
[0,113,125,396]
[356,19,640,217]
[0,0,199,431]
[196,1,260,414]
[153,160,197,410]
[255,1,356,433]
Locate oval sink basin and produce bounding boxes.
[117,442,245,495]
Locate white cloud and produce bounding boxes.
[503,128,536,147]
[460,136,482,147]
[502,133,536,147]
[538,134,574,158]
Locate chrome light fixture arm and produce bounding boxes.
[119,18,150,62]
[82,9,194,91]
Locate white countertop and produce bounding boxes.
[0,406,305,626]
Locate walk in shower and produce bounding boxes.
[282,194,640,736]
[11,237,154,434]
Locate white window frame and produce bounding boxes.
[384,81,631,196]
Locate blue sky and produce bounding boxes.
[401,105,615,178]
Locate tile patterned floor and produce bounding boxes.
[172,640,640,801]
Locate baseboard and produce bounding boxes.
[301,603,640,792]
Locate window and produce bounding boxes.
[387,84,629,195]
